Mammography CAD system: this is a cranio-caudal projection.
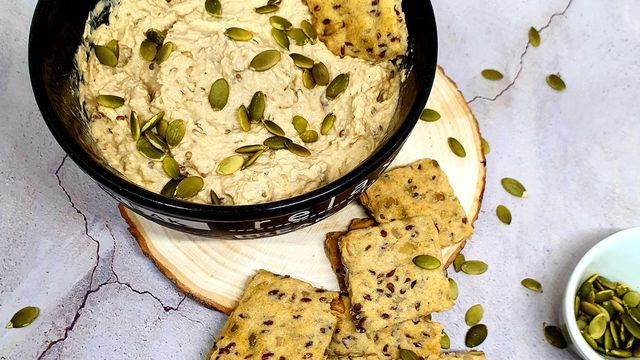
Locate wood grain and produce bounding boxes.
[119,66,486,315]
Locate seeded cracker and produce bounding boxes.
[360,159,473,248]
[209,270,341,359]
[339,217,453,333]
[304,0,408,61]
[327,295,442,357]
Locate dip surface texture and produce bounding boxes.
[78,0,402,205]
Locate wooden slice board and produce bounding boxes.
[120,66,486,315]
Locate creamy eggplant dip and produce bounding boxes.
[77,0,404,205]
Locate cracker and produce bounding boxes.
[360,159,473,248]
[324,218,378,292]
[339,217,453,333]
[328,296,442,357]
[209,270,342,359]
[305,0,408,61]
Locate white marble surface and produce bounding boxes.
[1,0,639,359]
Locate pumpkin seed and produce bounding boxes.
[166,119,186,147]
[96,95,125,108]
[145,28,166,45]
[448,137,466,157]
[543,323,568,348]
[629,307,640,323]
[461,260,488,275]
[521,278,543,293]
[597,276,617,290]
[582,331,598,349]
[156,119,169,139]
[574,296,581,316]
[311,62,330,86]
[263,120,285,136]
[224,27,253,41]
[546,74,566,91]
[449,278,458,300]
[399,349,419,360]
[605,328,614,351]
[621,314,640,338]
[162,157,181,180]
[145,131,168,151]
[242,150,264,169]
[94,45,118,67]
[465,324,488,348]
[481,69,504,81]
[302,69,316,89]
[289,53,314,69]
[578,280,595,300]
[576,319,588,330]
[250,50,281,72]
[321,113,336,135]
[292,116,308,134]
[326,73,350,100]
[269,16,292,31]
[419,108,441,122]
[612,298,626,313]
[285,142,311,157]
[453,253,465,272]
[155,41,174,64]
[529,27,541,47]
[300,130,319,143]
[441,331,451,349]
[581,301,603,317]
[589,313,608,339]
[412,255,441,270]
[174,176,204,199]
[217,155,245,175]
[501,177,528,198]
[248,91,266,122]
[300,20,317,42]
[141,111,165,133]
[623,292,640,308]
[496,205,512,225]
[136,137,164,160]
[209,78,229,111]
[612,321,622,348]
[617,284,630,297]
[236,145,269,154]
[106,39,119,58]
[205,0,222,16]
[271,28,290,50]
[267,0,281,4]
[263,136,291,150]
[237,105,251,132]
[595,290,615,303]
[465,304,484,326]
[210,189,221,205]
[481,137,490,154]
[5,306,40,329]
[610,349,633,357]
[287,28,308,46]
[130,111,141,141]
[255,4,279,14]
[160,179,180,198]
[140,39,158,61]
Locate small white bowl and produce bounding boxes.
[562,227,640,359]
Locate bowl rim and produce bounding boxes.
[28,0,438,222]
[562,227,640,359]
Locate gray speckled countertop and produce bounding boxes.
[1,0,639,359]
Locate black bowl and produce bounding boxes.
[28,0,438,239]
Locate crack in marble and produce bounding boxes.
[37,157,188,359]
[467,0,574,104]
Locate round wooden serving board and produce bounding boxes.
[119,66,486,315]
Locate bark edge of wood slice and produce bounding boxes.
[119,66,487,315]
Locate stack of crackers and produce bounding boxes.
[208,159,485,359]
